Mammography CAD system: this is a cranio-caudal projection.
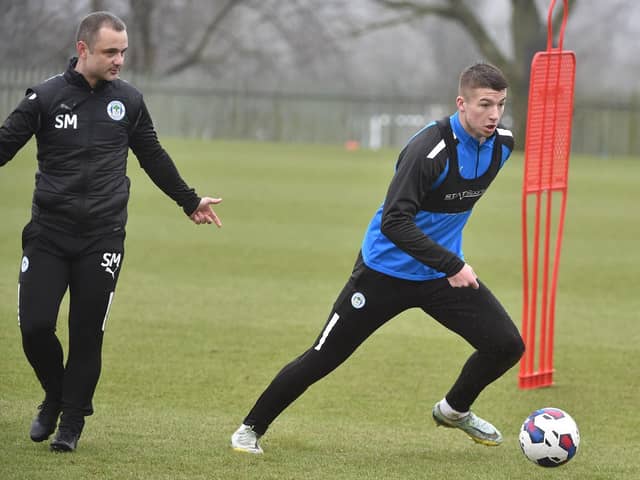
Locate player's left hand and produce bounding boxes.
[190,197,222,227]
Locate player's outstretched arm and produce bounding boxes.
[190,197,223,227]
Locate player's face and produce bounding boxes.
[456,88,507,141]
[77,27,128,87]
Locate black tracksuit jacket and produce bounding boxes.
[0,58,200,235]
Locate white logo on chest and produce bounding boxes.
[55,113,78,129]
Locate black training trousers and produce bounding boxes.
[245,255,524,435]
[18,221,124,424]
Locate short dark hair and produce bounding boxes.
[76,11,126,50]
[459,62,508,95]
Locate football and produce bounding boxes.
[519,407,580,467]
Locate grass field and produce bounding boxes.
[0,139,638,479]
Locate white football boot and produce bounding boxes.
[231,424,263,454]
[432,402,503,446]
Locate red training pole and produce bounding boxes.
[519,0,576,389]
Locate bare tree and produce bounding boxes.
[0,0,83,70]
[163,0,244,75]
[3,0,637,138]
[124,0,355,91]
[127,0,157,73]
[364,0,578,138]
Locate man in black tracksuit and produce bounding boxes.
[0,12,222,452]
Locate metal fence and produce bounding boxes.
[1,68,638,157]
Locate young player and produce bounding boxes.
[231,62,524,454]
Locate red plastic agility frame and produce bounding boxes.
[519,0,576,389]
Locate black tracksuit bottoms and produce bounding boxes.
[18,221,124,426]
[244,254,525,435]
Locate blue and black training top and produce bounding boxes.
[361,111,514,281]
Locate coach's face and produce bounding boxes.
[76,27,128,88]
[456,87,507,141]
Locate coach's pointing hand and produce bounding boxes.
[190,197,223,227]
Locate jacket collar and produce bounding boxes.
[450,111,495,148]
[63,57,111,91]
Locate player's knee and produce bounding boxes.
[502,334,525,364]
[19,321,55,341]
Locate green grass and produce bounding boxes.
[0,139,638,479]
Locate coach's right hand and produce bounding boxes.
[190,197,223,227]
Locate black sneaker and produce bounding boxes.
[30,402,61,442]
[50,428,81,452]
